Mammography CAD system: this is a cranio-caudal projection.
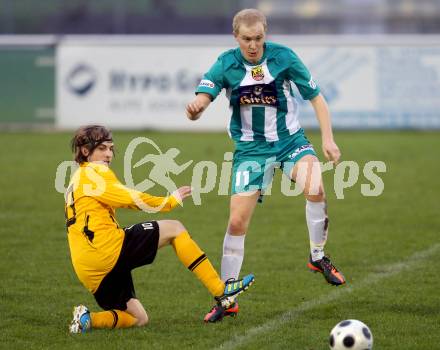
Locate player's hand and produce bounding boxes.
[322,139,341,164]
[172,186,192,204]
[185,101,205,120]
[186,94,211,120]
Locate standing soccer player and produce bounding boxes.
[65,125,255,332]
[186,8,345,322]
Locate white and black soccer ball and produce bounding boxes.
[329,319,373,350]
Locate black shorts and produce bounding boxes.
[94,220,160,311]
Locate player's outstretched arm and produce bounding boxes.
[171,186,192,204]
[186,93,212,121]
[310,93,341,164]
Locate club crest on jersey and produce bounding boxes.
[251,66,264,81]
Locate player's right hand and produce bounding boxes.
[185,93,211,120]
[185,102,204,120]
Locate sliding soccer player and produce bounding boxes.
[66,125,255,332]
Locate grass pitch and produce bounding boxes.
[0,130,439,350]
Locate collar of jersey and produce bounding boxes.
[81,161,109,169]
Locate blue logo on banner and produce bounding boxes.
[66,64,97,96]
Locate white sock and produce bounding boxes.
[306,200,328,261]
[221,233,245,281]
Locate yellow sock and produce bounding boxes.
[171,231,225,297]
[90,310,137,329]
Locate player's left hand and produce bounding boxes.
[322,139,341,164]
[172,186,192,204]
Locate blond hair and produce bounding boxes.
[232,8,267,35]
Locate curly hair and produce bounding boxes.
[71,125,113,164]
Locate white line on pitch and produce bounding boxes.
[215,244,440,350]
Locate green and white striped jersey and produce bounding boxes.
[196,42,320,142]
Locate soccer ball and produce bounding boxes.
[329,319,373,350]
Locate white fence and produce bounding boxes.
[55,35,440,130]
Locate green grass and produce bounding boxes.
[0,130,439,350]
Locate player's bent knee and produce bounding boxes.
[170,220,186,235]
[157,220,188,248]
[159,220,186,237]
[169,220,186,237]
[136,313,149,327]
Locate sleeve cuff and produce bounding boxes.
[195,88,218,100]
[302,89,320,100]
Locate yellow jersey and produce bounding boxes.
[65,162,178,293]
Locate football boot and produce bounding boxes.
[308,255,345,286]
